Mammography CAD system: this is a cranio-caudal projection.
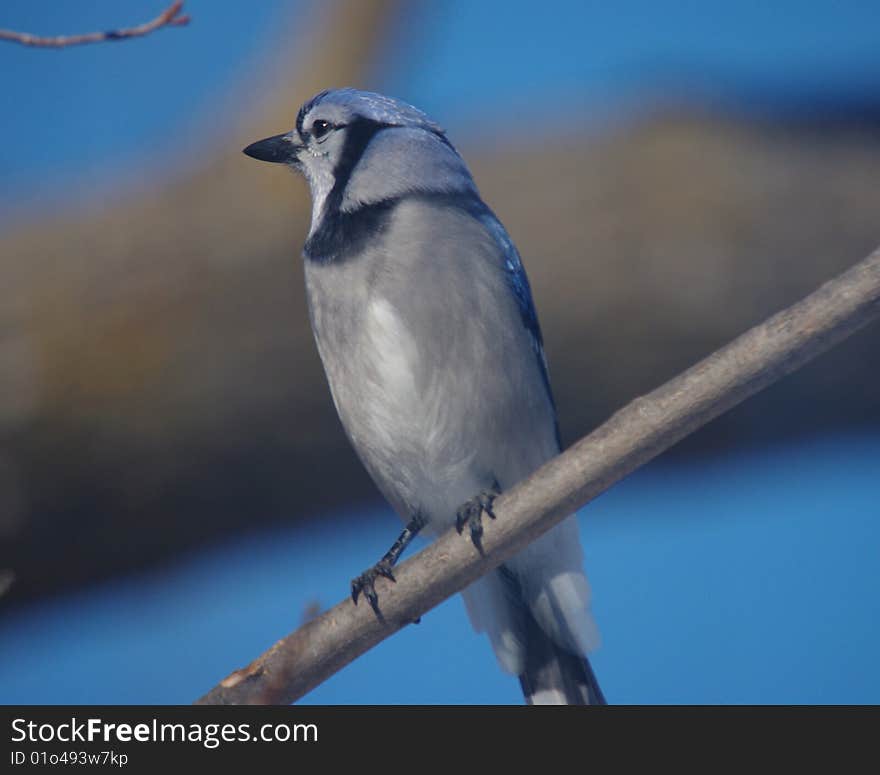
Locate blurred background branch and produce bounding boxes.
[0,2,190,48]
[198,245,880,705]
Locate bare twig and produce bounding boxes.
[197,247,880,705]
[0,2,190,48]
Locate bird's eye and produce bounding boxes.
[311,120,332,139]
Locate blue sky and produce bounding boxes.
[0,1,290,214]
[2,0,880,213]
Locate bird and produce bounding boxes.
[243,88,605,705]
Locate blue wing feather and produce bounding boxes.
[479,211,561,448]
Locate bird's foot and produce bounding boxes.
[351,559,396,618]
[349,513,426,621]
[456,485,500,555]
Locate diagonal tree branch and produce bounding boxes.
[0,2,190,48]
[196,246,880,705]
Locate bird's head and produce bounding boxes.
[243,88,475,227]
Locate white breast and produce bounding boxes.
[360,297,476,491]
[365,298,419,400]
[356,297,424,452]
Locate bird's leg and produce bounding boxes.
[351,511,427,617]
[456,480,501,555]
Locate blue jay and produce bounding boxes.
[244,88,604,704]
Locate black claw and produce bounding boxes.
[351,560,396,618]
[455,486,500,555]
[376,561,396,582]
[455,502,473,534]
[350,575,373,607]
[479,492,497,519]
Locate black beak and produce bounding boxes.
[242,133,299,164]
